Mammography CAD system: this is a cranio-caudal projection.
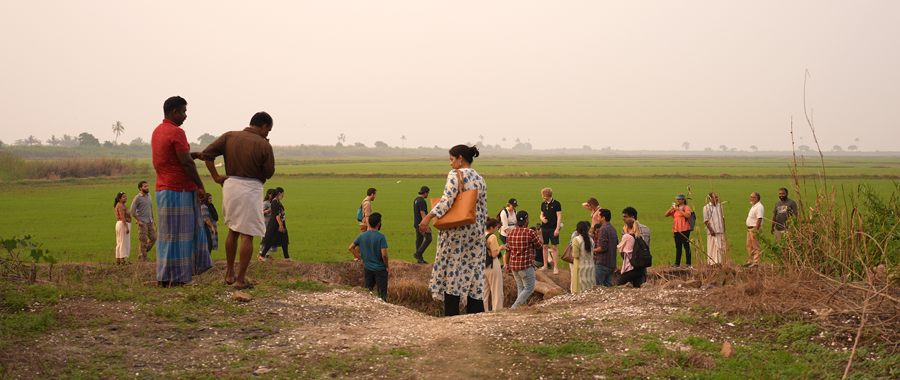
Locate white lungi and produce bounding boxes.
[222,176,265,237]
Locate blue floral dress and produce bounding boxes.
[428,168,488,304]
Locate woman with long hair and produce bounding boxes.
[114,192,132,265]
[581,198,602,227]
[570,220,596,293]
[258,188,279,260]
[616,217,645,287]
[259,188,290,261]
[665,193,693,268]
[419,145,487,317]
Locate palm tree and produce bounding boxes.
[46,135,61,146]
[400,135,407,148]
[502,137,507,149]
[515,138,521,144]
[855,137,860,151]
[682,141,690,151]
[337,133,346,144]
[111,121,125,144]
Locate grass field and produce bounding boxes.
[1,156,898,267]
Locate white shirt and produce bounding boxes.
[746,202,765,228]
[499,208,515,237]
[703,203,724,234]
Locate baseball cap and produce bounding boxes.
[516,210,529,222]
[418,186,430,194]
[675,193,686,200]
[508,198,518,207]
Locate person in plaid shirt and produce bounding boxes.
[592,208,618,287]
[503,211,543,309]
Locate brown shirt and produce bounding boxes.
[201,128,275,183]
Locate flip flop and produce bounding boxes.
[224,280,235,286]
[233,283,255,290]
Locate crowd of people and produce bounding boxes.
[111,95,800,314]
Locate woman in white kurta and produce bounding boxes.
[114,192,132,265]
[419,145,488,317]
[570,221,596,293]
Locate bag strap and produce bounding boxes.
[453,169,465,201]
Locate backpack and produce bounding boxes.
[688,210,697,231]
[496,208,507,221]
[356,202,364,222]
[630,235,653,268]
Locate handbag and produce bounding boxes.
[561,242,574,264]
[429,170,477,230]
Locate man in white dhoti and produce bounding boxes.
[703,192,726,266]
[201,112,276,290]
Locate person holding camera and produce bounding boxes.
[665,193,693,268]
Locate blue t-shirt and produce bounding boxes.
[353,230,389,271]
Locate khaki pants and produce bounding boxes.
[746,229,761,264]
[707,233,725,265]
[774,229,785,243]
[483,258,504,311]
[138,221,158,258]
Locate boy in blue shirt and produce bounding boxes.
[348,212,389,301]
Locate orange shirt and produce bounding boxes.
[671,205,692,232]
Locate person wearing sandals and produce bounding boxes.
[570,221,596,293]
[665,193,693,269]
[259,189,279,259]
[419,145,488,317]
[259,187,291,261]
[114,192,132,265]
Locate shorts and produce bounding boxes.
[541,227,559,245]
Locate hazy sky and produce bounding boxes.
[2,1,897,151]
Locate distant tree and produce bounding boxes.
[798,145,811,152]
[583,145,591,150]
[46,135,61,146]
[102,141,114,148]
[16,135,42,146]
[61,134,79,147]
[682,141,690,151]
[719,145,728,152]
[374,141,389,148]
[502,137,507,149]
[78,132,100,146]
[354,142,366,147]
[400,135,406,148]
[337,133,346,145]
[832,145,843,152]
[111,121,125,144]
[847,145,858,152]
[750,145,758,152]
[197,133,218,146]
[130,137,147,146]
[600,146,612,151]
[478,135,484,144]
[515,138,521,144]
[0,140,4,148]
[704,147,713,152]
[730,148,737,152]
[855,137,860,151]
[512,142,532,150]
[494,144,501,149]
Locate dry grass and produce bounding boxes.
[0,151,148,181]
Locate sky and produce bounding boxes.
[1,1,897,151]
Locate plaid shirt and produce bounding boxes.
[506,226,542,271]
[594,223,618,267]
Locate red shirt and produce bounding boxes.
[151,119,197,192]
[506,226,542,271]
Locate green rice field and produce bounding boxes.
[1,155,898,267]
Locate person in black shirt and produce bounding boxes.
[412,186,431,264]
[540,187,562,274]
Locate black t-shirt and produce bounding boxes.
[413,196,428,227]
[541,198,562,229]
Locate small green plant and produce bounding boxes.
[775,321,817,345]
[1,235,58,282]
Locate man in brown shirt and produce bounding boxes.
[359,188,376,233]
[201,112,276,290]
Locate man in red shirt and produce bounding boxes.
[503,211,542,309]
[151,96,212,287]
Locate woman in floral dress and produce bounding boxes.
[419,145,487,317]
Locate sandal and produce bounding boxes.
[233,283,255,290]
[257,255,268,262]
[224,280,235,286]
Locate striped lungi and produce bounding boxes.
[156,190,213,283]
[222,176,265,237]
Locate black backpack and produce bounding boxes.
[688,209,697,231]
[630,235,653,268]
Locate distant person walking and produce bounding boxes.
[744,192,765,268]
[498,198,518,245]
[130,180,157,261]
[483,218,505,311]
[349,212,390,301]
[503,211,543,309]
[151,96,211,287]
[592,209,618,287]
[259,187,291,261]
[771,188,798,242]
[539,188,562,274]
[570,221,596,293]
[359,188,376,233]
[581,197,602,227]
[412,186,431,264]
[419,145,487,317]
[201,111,276,290]
[114,191,132,265]
[200,193,219,252]
[259,188,279,259]
[703,193,726,266]
[665,193,693,268]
